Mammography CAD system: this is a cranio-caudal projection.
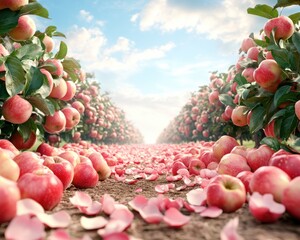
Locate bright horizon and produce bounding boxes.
[37,0,293,144]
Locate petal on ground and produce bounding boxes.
[200,206,223,218]
[37,211,71,228]
[17,198,45,216]
[163,207,190,228]
[80,216,108,230]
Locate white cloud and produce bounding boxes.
[79,10,94,22]
[132,0,258,43]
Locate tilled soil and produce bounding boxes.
[1,176,297,240]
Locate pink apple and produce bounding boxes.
[206,175,246,213]
[240,37,256,53]
[224,105,233,119]
[188,159,205,175]
[71,101,85,114]
[49,78,67,99]
[198,149,219,167]
[0,148,20,181]
[0,176,21,223]
[88,152,111,180]
[212,135,240,161]
[217,153,251,177]
[43,156,74,190]
[249,166,291,203]
[246,144,274,172]
[269,153,300,179]
[247,46,261,61]
[0,0,29,11]
[236,170,253,193]
[45,58,64,77]
[231,106,248,127]
[253,59,282,92]
[282,176,300,219]
[60,80,76,101]
[43,110,66,134]
[58,150,80,167]
[13,151,43,177]
[264,15,294,41]
[171,161,187,175]
[0,139,20,157]
[40,68,54,93]
[295,100,300,120]
[230,145,249,158]
[42,34,54,52]
[9,15,36,41]
[17,168,63,210]
[36,142,59,156]
[241,67,255,83]
[72,162,99,188]
[2,95,32,124]
[61,106,80,130]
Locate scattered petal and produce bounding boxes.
[134,188,143,193]
[80,216,108,230]
[200,206,223,218]
[37,211,71,228]
[146,173,159,181]
[17,198,45,216]
[101,194,116,215]
[78,201,102,215]
[103,232,130,240]
[139,203,163,224]
[5,215,46,240]
[155,184,169,194]
[186,188,206,206]
[48,229,72,240]
[128,195,148,212]
[70,191,92,208]
[163,207,190,228]
[220,217,244,240]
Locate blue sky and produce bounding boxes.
[36,0,289,143]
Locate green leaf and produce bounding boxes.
[274,0,300,8]
[45,26,57,36]
[54,41,68,60]
[5,56,26,96]
[27,95,55,115]
[219,94,234,107]
[249,105,265,133]
[0,81,9,100]
[273,85,299,107]
[292,32,300,53]
[18,118,36,141]
[254,39,269,48]
[247,4,278,19]
[14,43,43,61]
[289,12,300,24]
[280,106,298,140]
[234,73,248,86]
[24,67,50,98]
[62,57,81,81]
[260,137,281,151]
[52,31,66,38]
[20,2,49,18]
[0,9,19,34]
[271,48,291,69]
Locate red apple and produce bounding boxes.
[295,100,300,120]
[171,161,187,175]
[45,59,64,77]
[250,166,291,203]
[72,162,99,188]
[282,176,300,219]
[264,15,294,41]
[0,0,29,10]
[236,170,253,193]
[9,15,36,41]
[40,68,54,94]
[61,106,80,130]
[0,176,21,223]
[71,101,85,114]
[60,80,76,101]
[240,37,256,53]
[198,149,219,167]
[247,46,261,61]
[253,59,282,92]
[2,95,32,124]
[13,151,43,177]
[17,168,63,210]
[36,142,59,156]
[212,135,240,161]
[58,150,80,167]
[242,67,255,83]
[188,159,205,175]
[230,145,249,158]
[0,139,20,157]
[246,145,274,172]
[269,153,300,179]
[43,156,74,190]
[206,175,246,213]
[42,34,54,52]
[49,78,67,99]
[43,110,66,134]
[231,106,248,127]
[217,153,251,177]
[0,148,20,181]
[9,130,37,150]
[88,152,111,180]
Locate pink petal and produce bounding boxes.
[110,208,134,229]
[166,175,182,182]
[48,229,72,240]
[146,173,159,181]
[163,207,190,228]
[17,198,45,216]
[134,188,143,193]
[103,232,130,240]
[155,184,169,193]
[101,194,116,215]
[200,206,223,218]
[78,201,102,215]
[37,211,71,228]
[177,168,190,177]
[80,216,108,230]
[124,178,138,184]
[220,217,244,240]
[128,195,148,212]
[186,188,207,206]
[5,215,46,240]
[139,203,163,223]
[69,191,92,208]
